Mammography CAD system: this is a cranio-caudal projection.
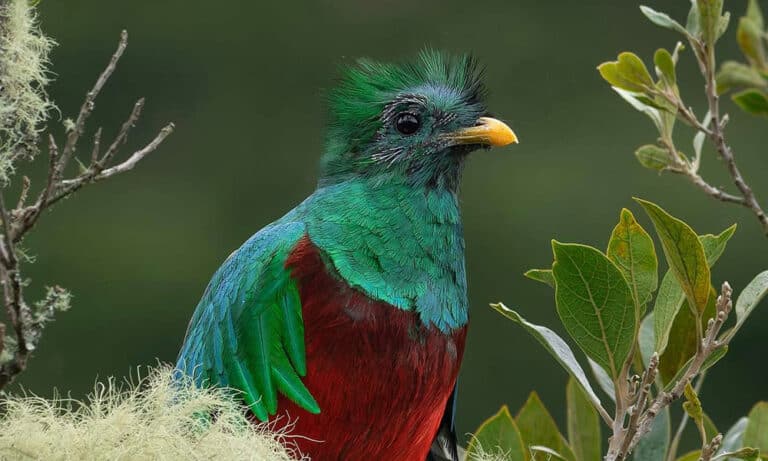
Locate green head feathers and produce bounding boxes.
[321,50,517,190]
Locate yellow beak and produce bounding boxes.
[445,117,518,147]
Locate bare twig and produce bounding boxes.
[0,28,173,390]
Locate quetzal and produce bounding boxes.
[176,50,517,461]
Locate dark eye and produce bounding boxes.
[395,113,420,135]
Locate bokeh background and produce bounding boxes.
[16,0,767,450]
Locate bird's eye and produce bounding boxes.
[395,113,420,135]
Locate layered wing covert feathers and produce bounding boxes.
[176,221,319,421]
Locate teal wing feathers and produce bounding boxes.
[176,221,319,421]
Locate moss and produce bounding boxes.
[0,0,55,183]
[0,366,303,460]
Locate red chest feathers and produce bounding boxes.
[275,236,467,461]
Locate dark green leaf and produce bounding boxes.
[732,89,768,115]
[635,198,710,315]
[607,208,658,309]
[640,6,690,36]
[567,378,601,461]
[492,303,605,412]
[468,405,527,461]
[744,402,768,452]
[654,225,735,354]
[633,407,670,461]
[551,241,636,379]
[659,285,717,384]
[635,145,672,171]
[525,269,555,288]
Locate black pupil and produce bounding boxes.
[395,113,420,135]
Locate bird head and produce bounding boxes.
[320,50,517,190]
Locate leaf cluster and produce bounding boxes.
[477,198,768,461]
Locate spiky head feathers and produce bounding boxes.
[320,51,492,189]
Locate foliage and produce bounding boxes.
[598,0,768,236]
[0,366,301,460]
[474,199,768,461]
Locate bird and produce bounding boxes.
[176,50,517,461]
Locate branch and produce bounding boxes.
[694,36,768,235]
[0,28,173,390]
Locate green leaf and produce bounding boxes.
[654,48,678,87]
[639,312,655,367]
[587,358,616,402]
[744,402,768,452]
[640,6,690,36]
[688,0,702,36]
[492,303,605,413]
[746,0,764,30]
[737,16,767,68]
[700,224,738,266]
[635,198,710,315]
[612,88,666,134]
[530,446,568,461]
[566,378,601,461]
[714,448,761,461]
[598,52,655,93]
[697,0,726,46]
[659,285,717,384]
[729,271,768,338]
[468,405,527,461]
[732,89,768,115]
[607,208,659,310]
[516,393,574,461]
[633,407,670,461]
[551,241,636,380]
[678,451,703,461]
[716,61,767,94]
[719,417,749,460]
[654,225,736,355]
[525,269,555,288]
[635,145,672,171]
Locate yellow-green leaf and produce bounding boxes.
[683,381,704,425]
[567,378,601,461]
[525,269,555,288]
[468,405,527,461]
[516,392,575,461]
[654,48,677,87]
[598,52,654,92]
[635,198,710,315]
[607,208,659,311]
[716,61,767,94]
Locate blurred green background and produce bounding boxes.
[15,0,766,448]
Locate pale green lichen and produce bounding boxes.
[0,0,56,183]
[0,366,303,460]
